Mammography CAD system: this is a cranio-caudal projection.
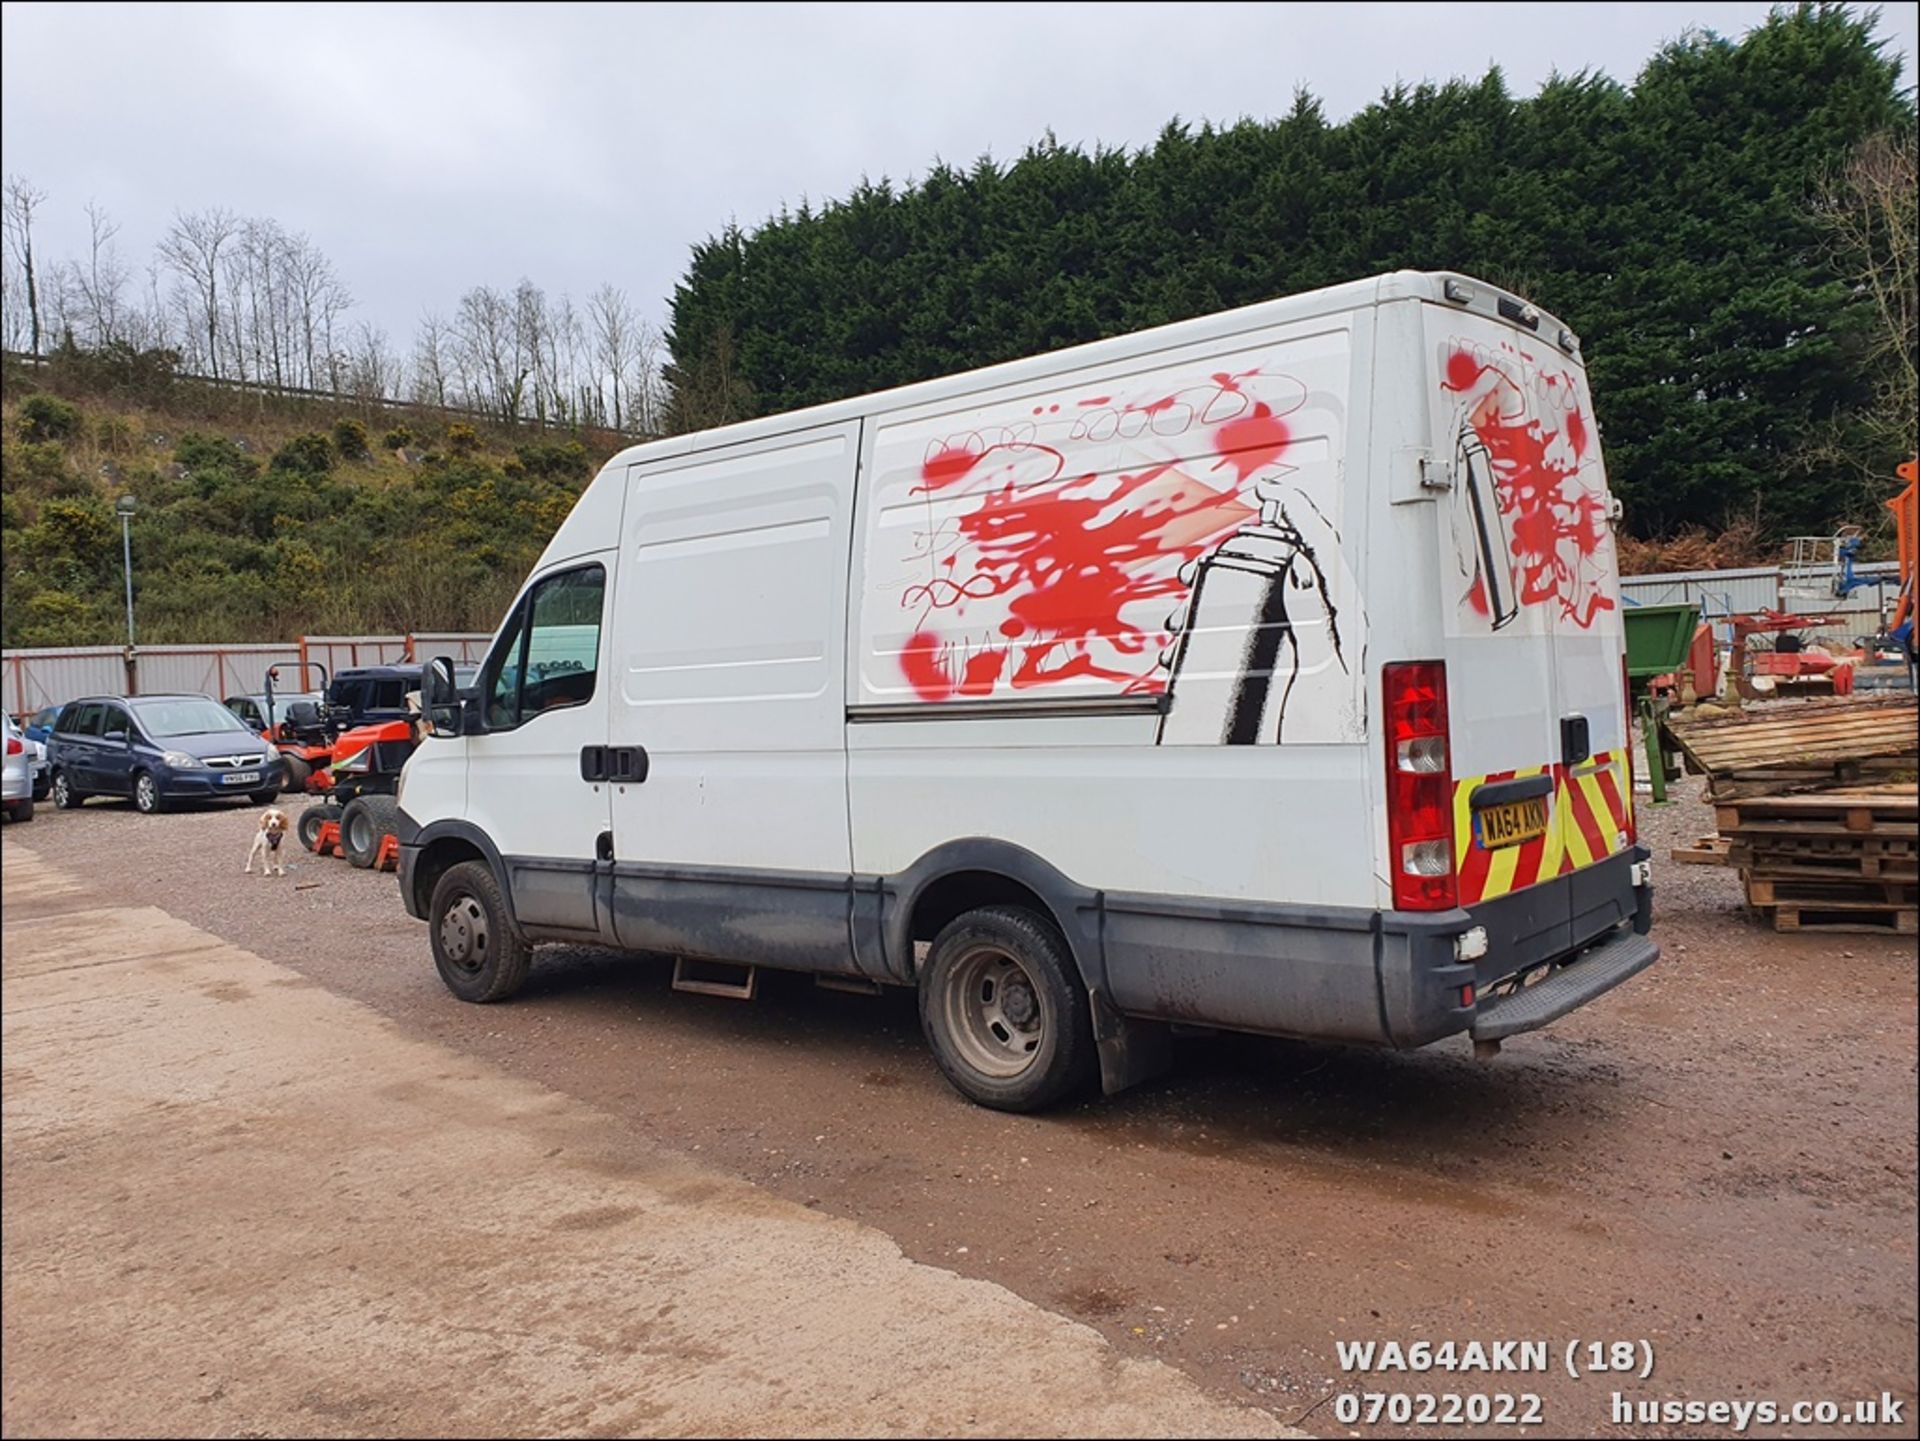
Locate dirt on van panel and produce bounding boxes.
[9,776,1914,1438]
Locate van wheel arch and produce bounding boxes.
[892,839,1172,1100]
[896,840,1100,991]
[409,821,519,937]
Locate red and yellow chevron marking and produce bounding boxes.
[1453,749,1632,905]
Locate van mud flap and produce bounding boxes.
[1470,928,1658,1042]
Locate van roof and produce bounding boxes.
[604,269,1577,471]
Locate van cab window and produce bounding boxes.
[486,564,605,730]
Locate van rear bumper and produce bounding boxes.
[1100,846,1655,1049]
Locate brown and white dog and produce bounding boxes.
[246,807,291,876]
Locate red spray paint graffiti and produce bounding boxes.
[901,445,1258,699]
[1443,344,1614,630]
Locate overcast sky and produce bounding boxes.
[4,1,1915,351]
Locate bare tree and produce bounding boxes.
[75,200,128,347]
[412,310,452,408]
[158,207,240,378]
[1813,127,1919,495]
[0,264,27,351]
[589,284,639,431]
[3,175,49,354]
[347,321,400,403]
[456,284,526,423]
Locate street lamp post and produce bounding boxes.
[115,495,137,694]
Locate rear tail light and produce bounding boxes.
[1619,655,1637,844]
[1384,661,1458,911]
[5,737,21,756]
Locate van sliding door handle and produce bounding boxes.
[609,745,650,783]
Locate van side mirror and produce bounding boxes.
[423,656,467,737]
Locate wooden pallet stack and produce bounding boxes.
[1667,697,1919,936]
[1713,786,1917,934]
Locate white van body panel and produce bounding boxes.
[845,308,1378,908]
[608,423,857,875]
[398,270,1655,1071]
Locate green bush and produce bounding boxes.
[513,440,591,483]
[444,423,479,458]
[174,433,260,479]
[269,432,335,477]
[3,439,77,497]
[382,424,414,451]
[16,589,101,646]
[95,414,136,454]
[16,395,81,443]
[331,418,371,461]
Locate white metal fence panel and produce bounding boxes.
[301,635,414,674]
[4,648,128,716]
[4,633,492,715]
[131,645,304,701]
[412,632,497,663]
[1620,561,1903,652]
[1619,566,1780,617]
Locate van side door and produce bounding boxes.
[605,424,860,973]
[463,560,613,940]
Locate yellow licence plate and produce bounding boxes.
[1475,796,1549,849]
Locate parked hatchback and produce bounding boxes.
[3,713,36,822]
[48,694,285,813]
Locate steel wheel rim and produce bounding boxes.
[439,894,490,975]
[942,943,1045,1079]
[136,775,156,812]
[348,810,371,853]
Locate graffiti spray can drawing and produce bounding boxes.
[1155,522,1331,746]
[1455,429,1519,630]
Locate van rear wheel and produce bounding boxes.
[429,860,531,1003]
[919,905,1097,1113]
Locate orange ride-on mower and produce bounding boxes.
[260,664,335,794]
[296,715,418,867]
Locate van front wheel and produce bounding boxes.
[429,860,531,1004]
[920,905,1097,1113]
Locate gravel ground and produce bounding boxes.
[4,779,1914,1439]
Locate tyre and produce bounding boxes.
[281,754,311,794]
[340,794,400,868]
[4,798,31,823]
[298,802,343,852]
[918,905,1097,1113]
[51,770,82,810]
[31,772,49,801]
[133,771,166,814]
[429,859,531,1003]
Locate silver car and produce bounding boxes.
[3,713,36,822]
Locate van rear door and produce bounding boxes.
[1424,304,1631,945]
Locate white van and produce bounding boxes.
[399,270,1657,1111]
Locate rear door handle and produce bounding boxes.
[1560,714,1591,768]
